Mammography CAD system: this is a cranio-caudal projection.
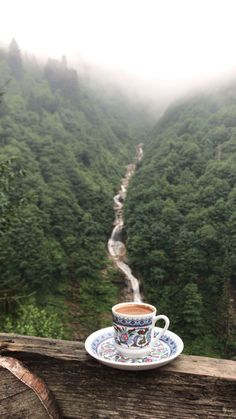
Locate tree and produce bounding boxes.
[8,38,23,80]
[3,301,65,338]
[182,283,203,337]
[0,158,28,314]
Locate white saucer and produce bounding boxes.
[85,326,184,371]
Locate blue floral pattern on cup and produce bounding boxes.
[111,303,170,358]
[112,314,152,327]
[114,324,152,348]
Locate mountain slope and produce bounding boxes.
[0,43,154,338]
[125,85,236,358]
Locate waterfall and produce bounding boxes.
[108,144,143,302]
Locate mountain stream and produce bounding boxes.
[108,144,143,302]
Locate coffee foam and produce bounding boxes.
[115,304,154,316]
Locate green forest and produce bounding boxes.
[0,39,152,339]
[1,39,236,359]
[125,87,236,358]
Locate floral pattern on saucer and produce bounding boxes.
[98,338,170,363]
[86,327,183,370]
[90,328,177,364]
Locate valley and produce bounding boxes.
[0,40,235,359]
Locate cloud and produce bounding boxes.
[1,0,236,103]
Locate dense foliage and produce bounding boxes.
[0,40,152,338]
[125,87,236,358]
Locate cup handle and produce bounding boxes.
[151,315,170,344]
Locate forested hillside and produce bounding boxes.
[125,86,236,358]
[0,40,153,339]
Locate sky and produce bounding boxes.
[1,0,236,100]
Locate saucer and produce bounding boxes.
[85,327,184,371]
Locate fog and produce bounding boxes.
[2,0,236,106]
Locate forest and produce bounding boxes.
[1,39,236,359]
[0,39,152,339]
[125,86,236,358]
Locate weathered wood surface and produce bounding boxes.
[0,333,235,418]
[0,355,60,418]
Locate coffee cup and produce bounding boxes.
[112,302,170,358]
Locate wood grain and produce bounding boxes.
[0,333,235,418]
[0,355,61,418]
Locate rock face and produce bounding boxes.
[108,145,143,302]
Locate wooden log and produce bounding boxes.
[0,355,60,418]
[0,333,235,418]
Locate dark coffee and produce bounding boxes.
[115,304,154,315]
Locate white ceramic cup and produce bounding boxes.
[112,302,170,358]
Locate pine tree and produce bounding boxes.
[182,282,203,337]
[8,38,23,80]
[0,159,28,314]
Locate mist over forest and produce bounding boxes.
[0,35,236,360]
